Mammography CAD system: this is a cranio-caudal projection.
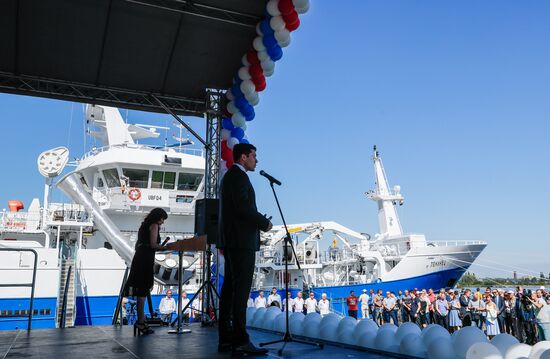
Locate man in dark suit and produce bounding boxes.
[218,143,272,356]
[494,289,506,334]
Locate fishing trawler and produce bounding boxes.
[0,105,206,329]
[252,147,486,314]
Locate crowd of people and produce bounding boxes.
[249,286,550,345]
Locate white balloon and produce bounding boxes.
[255,23,263,36]
[466,342,503,359]
[227,137,239,150]
[252,307,266,327]
[274,28,290,44]
[257,50,269,62]
[491,334,519,356]
[274,312,286,333]
[428,336,456,359]
[375,328,396,351]
[238,66,251,81]
[337,316,357,332]
[266,0,280,16]
[278,37,291,48]
[541,349,550,359]
[241,54,250,67]
[356,330,377,349]
[292,0,309,12]
[246,307,257,326]
[422,324,451,348]
[379,323,398,333]
[353,319,379,343]
[289,312,305,336]
[226,101,238,115]
[319,323,339,341]
[319,313,341,328]
[263,66,275,77]
[239,79,256,97]
[395,322,422,345]
[504,343,532,359]
[400,333,427,358]
[262,306,282,330]
[221,129,231,140]
[337,327,356,346]
[231,112,246,128]
[244,91,259,106]
[270,16,286,32]
[294,1,310,14]
[532,342,550,359]
[252,36,266,52]
[452,326,489,359]
[302,313,322,339]
[260,58,275,73]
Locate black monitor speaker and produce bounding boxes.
[194,198,219,245]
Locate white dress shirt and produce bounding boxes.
[305,298,317,313]
[268,293,282,306]
[318,299,330,315]
[293,297,304,312]
[159,296,176,314]
[255,296,267,308]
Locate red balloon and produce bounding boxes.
[285,15,300,32]
[278,0,295,15]
[221,140,229,152]
[249,63,264,79]
[251,72,265,86]
[246,49,260,65]
[226,157,234,168]
[222,106,231,118]
[255,78,266,92]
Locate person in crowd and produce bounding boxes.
[470,291,486,330]
[401,290,412,323]
[282,292,293,312]
[435,292,449,329]
[373,289,384,325]
[347,290,359,319]
[534,295,550,341]
[247,293,254,308]
[180,291,190,325]
[519,290,537,344]
[359,289,370,319]
[417,291,430,328]
[191,292,203,322]
[267,287,281,308]
[305,292,318,314]
[459,289,472,327]
[503,290,516,336]
[448,291,462,333]
[485,294,500,339]
[159,289,177,324]
[217,143,272,356]
[254,290,267,308]
[530,289,547,342]
[390,292,400,326]
[410,291,420,326]
[124,208,204,336]
[515,286,525,342]
[293,292,305,313]
[396,290,404,323]
[494,289,506,334]
[318,293,330,317]
[427,288,436,325]
[382,291,391,323]
[368,289,375,319]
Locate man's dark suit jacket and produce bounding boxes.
[218,165,270,251]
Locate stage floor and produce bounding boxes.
[0,324,391,358]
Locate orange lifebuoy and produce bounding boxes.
[128,188,141,201]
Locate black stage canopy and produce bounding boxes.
[0,0,265,116]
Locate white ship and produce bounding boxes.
[252,146,486,315]
[0,105,206,329]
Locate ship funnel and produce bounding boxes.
[56,172,135,265]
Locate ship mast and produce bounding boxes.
[366,146,404,238]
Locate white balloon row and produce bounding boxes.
[246,307,550,359]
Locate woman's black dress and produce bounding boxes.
[124,224,160,297]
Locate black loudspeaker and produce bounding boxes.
[194,199,219,245]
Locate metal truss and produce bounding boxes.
[125,0,261,28]
[204,89,223,199]
[0,72,205,117]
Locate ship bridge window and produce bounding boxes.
[122,168,149,188]
[151,171,176,190]
[177,173,203,191]
[103,168,121,188]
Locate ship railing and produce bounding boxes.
[80,143,205,160]
[425,240,487,247]
[46,205,92,224]
[0,248,37,330]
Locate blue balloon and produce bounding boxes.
[240,138,250,144]
[222,118,234,130]
[231,83,244,99]
[262,34,278,49]
[233,74,242,85]
[260,20,274,36]
[267,44,283,61]
[234,96,249,113]
[244,108,255,122]
[231,127,245,141]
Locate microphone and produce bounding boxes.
[259,170,282,186]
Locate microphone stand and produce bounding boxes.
[259,179,324,355]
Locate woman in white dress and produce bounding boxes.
[485,295,500,339]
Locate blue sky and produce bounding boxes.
[0,1,549,277]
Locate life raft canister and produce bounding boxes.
[128,188,141,201]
